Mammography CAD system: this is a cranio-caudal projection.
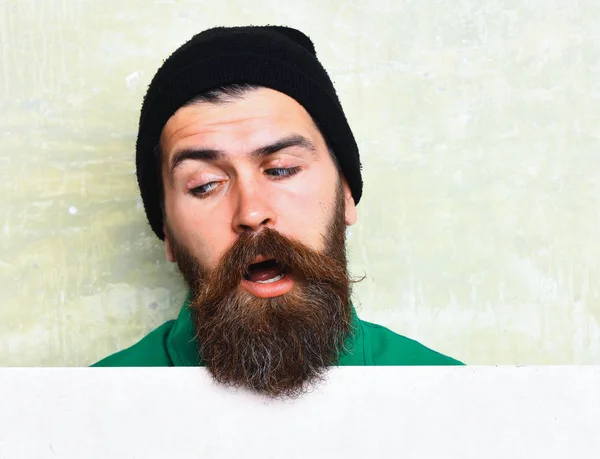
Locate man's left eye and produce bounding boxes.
[265,167,300,178]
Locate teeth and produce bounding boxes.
[256,274,284,284]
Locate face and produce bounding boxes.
[160,87,357,282]
[159,88,358,397]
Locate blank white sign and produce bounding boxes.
[0,367,598,458]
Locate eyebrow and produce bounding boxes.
[169,134,317,175]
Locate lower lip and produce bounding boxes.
[240,273,295,298]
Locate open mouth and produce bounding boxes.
[244,258,289,284]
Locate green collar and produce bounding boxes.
[166,293,367,366]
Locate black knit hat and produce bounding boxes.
[136,25,363,240]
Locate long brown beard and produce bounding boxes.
[168,181,353,398]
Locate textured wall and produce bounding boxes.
[1,0,599,366]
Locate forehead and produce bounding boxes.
[160,88,321,157]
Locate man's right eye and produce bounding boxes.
[190,182,218,197]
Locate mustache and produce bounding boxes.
[195,227,349,300]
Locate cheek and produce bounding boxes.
[165,200,234,270]
[274,183,333,249]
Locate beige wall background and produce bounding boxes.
[1,0,599,366]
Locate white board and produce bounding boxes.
[0,367,598,458]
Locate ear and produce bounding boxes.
[164,224,176,263]
[342,178,357,226]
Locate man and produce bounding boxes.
[94,26,463,396]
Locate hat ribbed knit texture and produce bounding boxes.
[136,25,362,240]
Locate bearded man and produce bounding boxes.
[93,26,463,396]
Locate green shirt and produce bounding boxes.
[93,297,463,366]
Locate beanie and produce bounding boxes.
[136,25,363,240]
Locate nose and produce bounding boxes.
[231,177,276,234]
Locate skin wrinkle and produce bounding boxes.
[155,90,341,220]
[169,134,319,177]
